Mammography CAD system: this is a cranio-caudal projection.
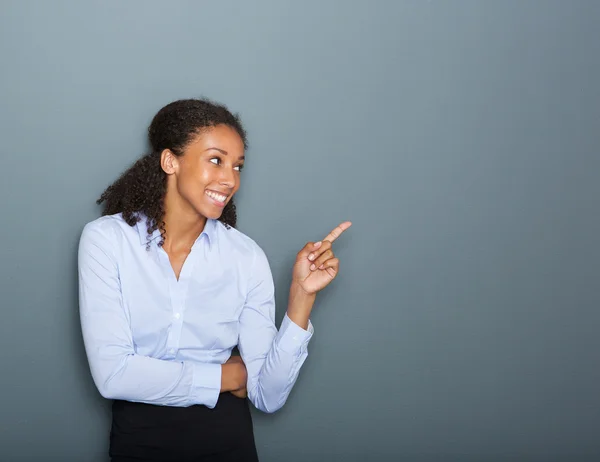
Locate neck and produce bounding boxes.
[162,188,207,253]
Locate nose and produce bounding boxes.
[219,166,236,189]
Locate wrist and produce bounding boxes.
[287,283,316,330]
[289,282,316,304]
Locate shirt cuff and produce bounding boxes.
[191,362,222,408]
[275,312,314,355]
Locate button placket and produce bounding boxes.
[167,289,185,357]
[156,246,179,358]
[168,244,201,357]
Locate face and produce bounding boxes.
[162,124,245,220]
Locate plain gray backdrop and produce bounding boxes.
[1,1,599,461]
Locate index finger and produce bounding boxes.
[322,221,352,244]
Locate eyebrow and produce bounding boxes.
[205,147,228,154]
[204,147,245,160]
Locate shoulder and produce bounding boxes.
[81,213,135,239]
[213,221,269,266]
[79,213,138,255]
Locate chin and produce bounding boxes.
[193,209,219,221]
[197,205,226,220]
[206,210,224,220]
[189,197,228,221]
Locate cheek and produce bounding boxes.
[179,162,211,187]
[175,167,204,201]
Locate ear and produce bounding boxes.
[160,149,179,175]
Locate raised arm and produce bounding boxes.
[238,221,351,413]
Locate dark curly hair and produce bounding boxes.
[97,98,247,246]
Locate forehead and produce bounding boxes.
[186,124,245,158]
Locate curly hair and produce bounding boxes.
[97,98,247,246]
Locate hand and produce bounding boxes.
[292,221,352,295]
[221,355,247,395]
[226,355,247,398]
[226,356,248,398]
[227,356,248,398]
[231,387,247,399]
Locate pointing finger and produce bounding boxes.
[323,221,352,244]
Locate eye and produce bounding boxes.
[209,157,221,165]
[234,164,244,172]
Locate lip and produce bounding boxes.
[205,190,228,208]
[206,189,230,197]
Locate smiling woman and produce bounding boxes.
[78,98,351,462]
[96,99,246,244]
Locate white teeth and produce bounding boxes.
[206,191,226,203]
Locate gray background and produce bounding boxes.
[1,1,599,461]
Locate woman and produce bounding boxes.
[78,98,351,462]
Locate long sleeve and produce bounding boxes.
[238,245,313,413]
[78,222,222,408]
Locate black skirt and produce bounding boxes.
[109,393,259,462]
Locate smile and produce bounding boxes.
[205,190,227,205]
